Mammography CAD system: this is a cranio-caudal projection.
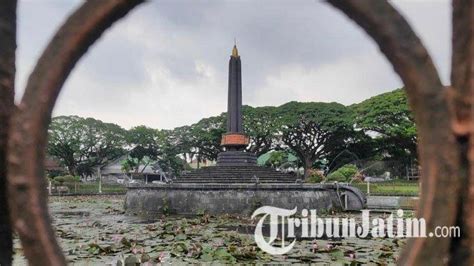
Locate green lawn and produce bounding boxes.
[57,180,419,196]
[61,182,126,194]
[352,180,420,196]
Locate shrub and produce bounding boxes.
[46,169,66,179]
[326,171,347,182]
[53,175,80,186]
[352,172,365,183]
[327,164,359,182]
[62,175,81,183]
[53,176,65,185]
[307,169,324,183]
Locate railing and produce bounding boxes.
[48,181,127,195]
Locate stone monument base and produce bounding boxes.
[216,151,257,166]
[124,183,366,217]
[177,165,296,182]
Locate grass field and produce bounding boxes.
[55,179,420,196]
[352,179,420,196]
[59,182,126,194]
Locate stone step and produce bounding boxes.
[190,166,282,170]
[177,165,296,182]
[182,171,288,174]
[182,169,294,174]
[181,171,291,174]
[173,179,297,183]
[180,175,294,179]
[181,171,292,175]
[180,176,294,180]
[184,170,291,174]
[175,177,295,181]
[188,166,282,170]
[177,177,296,180]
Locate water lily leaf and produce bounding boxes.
[124,255,139,266]
[175,234,187,241]
[164,234,175,242]
[200,253,213,262]
[141,253,151,262]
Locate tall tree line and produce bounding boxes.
[47,88,416,178]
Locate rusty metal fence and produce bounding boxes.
[0,0,473,265]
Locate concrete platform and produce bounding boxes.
[124,183,366,217]
[367,196,419,210]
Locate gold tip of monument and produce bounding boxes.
[232,45,239,57]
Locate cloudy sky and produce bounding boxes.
[16,0,450,129]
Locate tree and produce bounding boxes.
[126,127,186,176]
[120,156,138,176]
[278,102,353,179]
[351,88,417,164]
[126,126,163,172]
[243,105,280,156]
[1,1,472,265]
[168,125,194,163]
[47,116,127,176]
[189,114,226,162]
[155,129,187,176]
[264,151,287,168]
[324,130,376,173]
[168,107,280,165]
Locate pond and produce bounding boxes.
[13,195,406,265]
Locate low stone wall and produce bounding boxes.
[125,183,365,217]
[367,196,419,210]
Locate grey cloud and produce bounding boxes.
[16,0,450,129]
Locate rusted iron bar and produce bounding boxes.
[2,0,472,264]
[451,0,474,264]
[450,0,474,136]
[7,1,144,265]
[328,0,462,265]
[0,1,17,265]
